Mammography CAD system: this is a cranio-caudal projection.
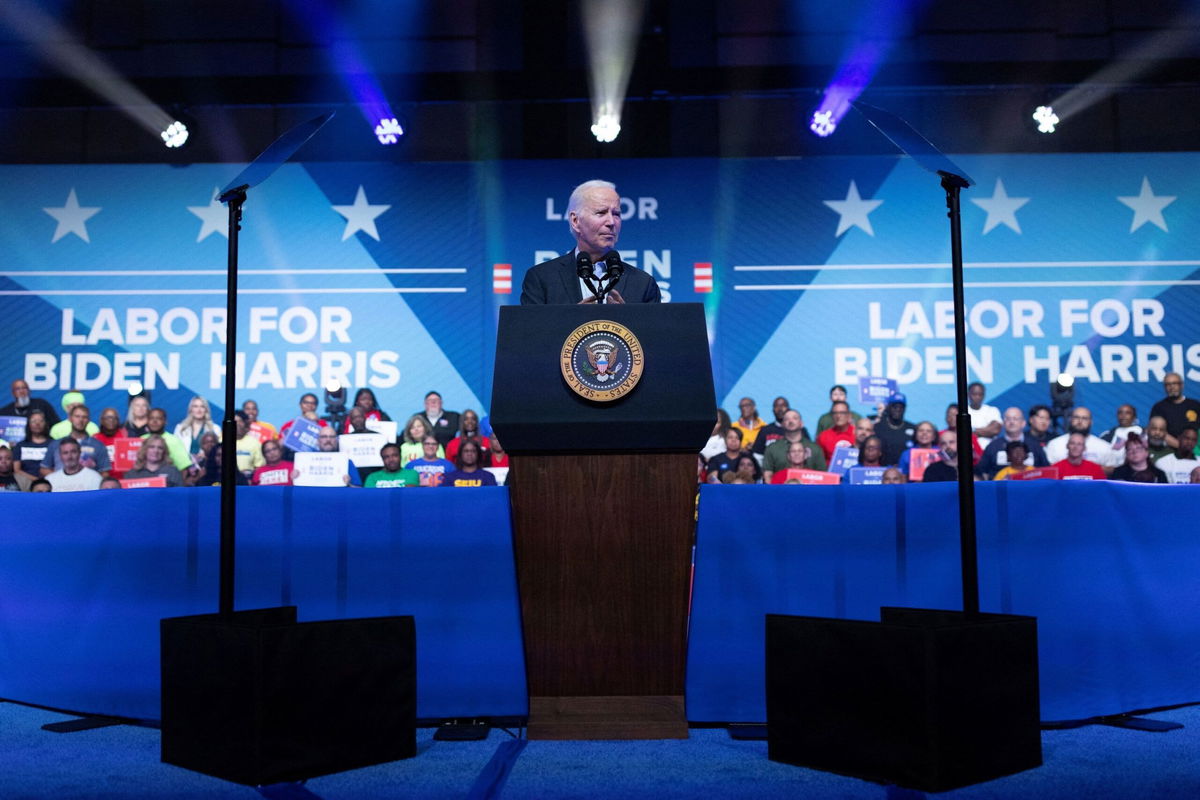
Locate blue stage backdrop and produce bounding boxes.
[1,155,1196,426]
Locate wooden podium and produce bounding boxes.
[491,304,714,739]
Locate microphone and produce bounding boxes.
[575,251,594,279]
[602,251,624,279]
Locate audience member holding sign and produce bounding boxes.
[123,435,183,487]
[251,440,294,486]
[292,426,360,486]
[13,410,50,476]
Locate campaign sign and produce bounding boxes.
[484,466,509,486]
[847,466,887,485]
[339,432,387,467]
[112,438,143,472]
[120,475,167,489]
[1008,467,1060,481]
[828,446,859,476]
[0,415,27,443]
[858,377,897,405]
[907,448,941,481]
[281,417,322,453]
[293,451,351,487]
[248,422,276,444]
[364,418,398,442]
[787,469,842,485]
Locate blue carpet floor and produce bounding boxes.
[5,701,1199,799]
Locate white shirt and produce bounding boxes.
[1154,454,1199,484]
[47,467,102,492]
[967,404,1002,449]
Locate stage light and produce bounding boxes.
[161,120,189,148]
[591,112,621,143]
[810,109,837,138]
[1032,106,1059,134]
[127,381,144,396]
[1055,372,1075,389]
[374,117,403,145]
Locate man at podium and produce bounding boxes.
[520,180,662,305]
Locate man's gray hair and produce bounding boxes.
[566,179,617,219]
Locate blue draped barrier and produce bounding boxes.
[0,487,527,721]
[686,481,1200,723]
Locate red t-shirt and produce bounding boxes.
[816,426,856,461]
[1052,458,1106,480]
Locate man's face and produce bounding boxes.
[317,429,338,452]
[968,384,985,409]
[382,446,401,472]
[70,406,89,432]
[148,409,166,433]
[242,401,258,421]
[262,441,281,464]
[1030,408,1051,433]
[772,397,789,422]
[738,397,756,420]
[422,437,439,459]
[830,387,847,403]
[569,186,621,257]
[1068,408,1092,434]
[938,432,957,460]
[11,379,29,401]
[887,401,905,423]
[881,469,904,485]
[59,440,81,470]
[1117,405,1135,427]
[0,448,12,473]
[781,410,801,433]
[1067,433,1086,461]
[830,403,850,429]
[1178,428,1198,457]
[855,418,874,444]
[1148,417,1168,444]
[1164,373,1184,400]
[1002,407,1025,438]
[425,393,442,416]
[348,407,365,429]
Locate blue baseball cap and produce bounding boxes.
[887,392,907,405]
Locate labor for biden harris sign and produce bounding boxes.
[2,154,1197,425]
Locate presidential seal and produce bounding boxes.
[560,320,645,402]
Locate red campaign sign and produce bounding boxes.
[120,475,167,489]
[249,422,275,444]
[112,438,143,472]
[908,448,941,481]
[1007,467,1060,481]
[789,469,841,485]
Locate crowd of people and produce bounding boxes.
[700,374,1200,486]
[0,380,508,492]
[4,372,1200,493]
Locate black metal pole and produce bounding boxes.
[941,173,980,617]
[219,188,246,618]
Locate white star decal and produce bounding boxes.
[969,178,1029,235]
[823,180,883,237]
[1117,177,1175,233]
[187,187,228,242]
[43,188,101,243]
[331,185,390,242]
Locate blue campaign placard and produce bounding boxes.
[828,445,859,475]
[858,377,897,405]
[281,417,322,453]
[0,416,27,443]
[847,466,887,485]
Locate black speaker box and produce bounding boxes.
[161,607,416,786]
[767,607,1041,792]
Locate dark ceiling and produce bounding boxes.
[1,0,1198,162]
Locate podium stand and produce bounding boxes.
[491,303,714,739]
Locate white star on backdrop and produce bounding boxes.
[43,188,101,243]
[970,178,1029,234]
[332,185,390,241]
[823,181,883,237]
[1117,177,1175,233]
[187,188,228,242]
